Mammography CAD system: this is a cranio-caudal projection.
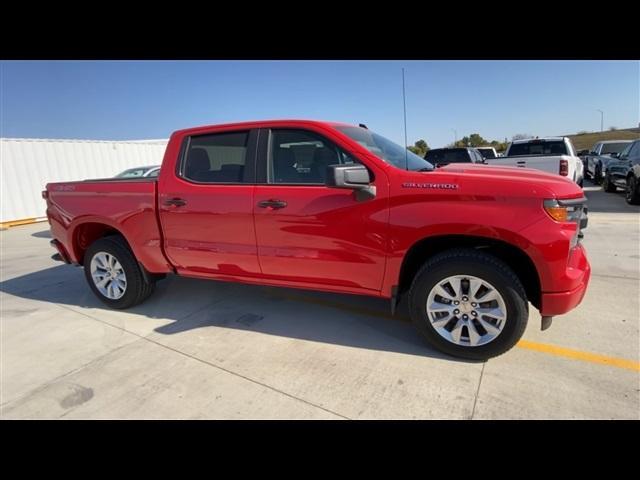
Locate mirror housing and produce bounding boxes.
[326,164,375,200]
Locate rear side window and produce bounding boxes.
[269,129,358,184]
[478,148,496,159]
[508,141,568,156]
[182,131,249,183]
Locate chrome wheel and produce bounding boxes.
[426,275,507,347]
[90,251,127,300]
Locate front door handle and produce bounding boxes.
[164,197,187,207]
[258,199,287,209]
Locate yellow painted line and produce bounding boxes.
[516,340,640,372]
[0,217,47,229]
[272,291,640,372]
[0,217,37,228]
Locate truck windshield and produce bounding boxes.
[508,141,567,156]
[601,143,631,155]
[335,126,434,171]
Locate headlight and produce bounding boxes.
[544,198,588,247]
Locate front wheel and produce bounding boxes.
[84,236,155,309]
[408,249,528,360]
[595,166,602,184]
[626,176,640,205]
[602,174,617,192]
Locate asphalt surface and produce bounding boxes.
[1,180,638,419]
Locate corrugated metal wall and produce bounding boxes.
[0,138,168,223]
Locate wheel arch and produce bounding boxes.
[397,234,541,310]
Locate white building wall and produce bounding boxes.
[0,138,168,223]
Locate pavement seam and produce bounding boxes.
[470,362,486,420]
[590,273,639,281]
[56,303,351,420]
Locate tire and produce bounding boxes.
[408,248,528,360]
[83,236,155,309]
[595,166,602,184]
[602,174,617,192]
[626,176,640,205]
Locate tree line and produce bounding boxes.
[407,133,534,157]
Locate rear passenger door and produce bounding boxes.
[158,128,262,277]
[252,128,388,292]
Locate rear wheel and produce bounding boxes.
[84,236,155,309]
[626,176,640,205]
[408,249,528,360]
[603,174,617,192]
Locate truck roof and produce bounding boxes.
[173,119,357,137]
[511,137,565,144]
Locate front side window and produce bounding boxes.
[182,131,249,183]
[269,129,359,184]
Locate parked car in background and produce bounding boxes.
[115,165,161,178]
[44,119,590,360]
[476,147,498,160]
[424,147,485,167]
[602,139,640,204]
[487,137,584,186]
[584,140,632,184]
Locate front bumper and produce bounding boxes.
[540,244,591,316]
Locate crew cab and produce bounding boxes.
[584,140,632,184]
[487,137,584,187]
[44,120,591,360]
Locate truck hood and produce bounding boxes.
[432,163,583,199]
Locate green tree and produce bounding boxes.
[407,139,430,157]
[512,133,533,141]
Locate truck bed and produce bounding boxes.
[45,178,170,273]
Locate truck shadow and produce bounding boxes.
[0,264,475,363]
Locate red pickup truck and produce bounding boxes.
[44,120,591,360]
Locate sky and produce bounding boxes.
[1,60,638,148]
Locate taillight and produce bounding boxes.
[559,159,569,176]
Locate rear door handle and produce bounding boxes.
[258,199,287,209]
[164,198,187,207]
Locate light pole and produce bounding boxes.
[452,129,457,146]
[597,109,603,132]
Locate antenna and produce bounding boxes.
[402,68,409,171]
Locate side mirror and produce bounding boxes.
[610,152,619,159]
[326,164,375,200]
